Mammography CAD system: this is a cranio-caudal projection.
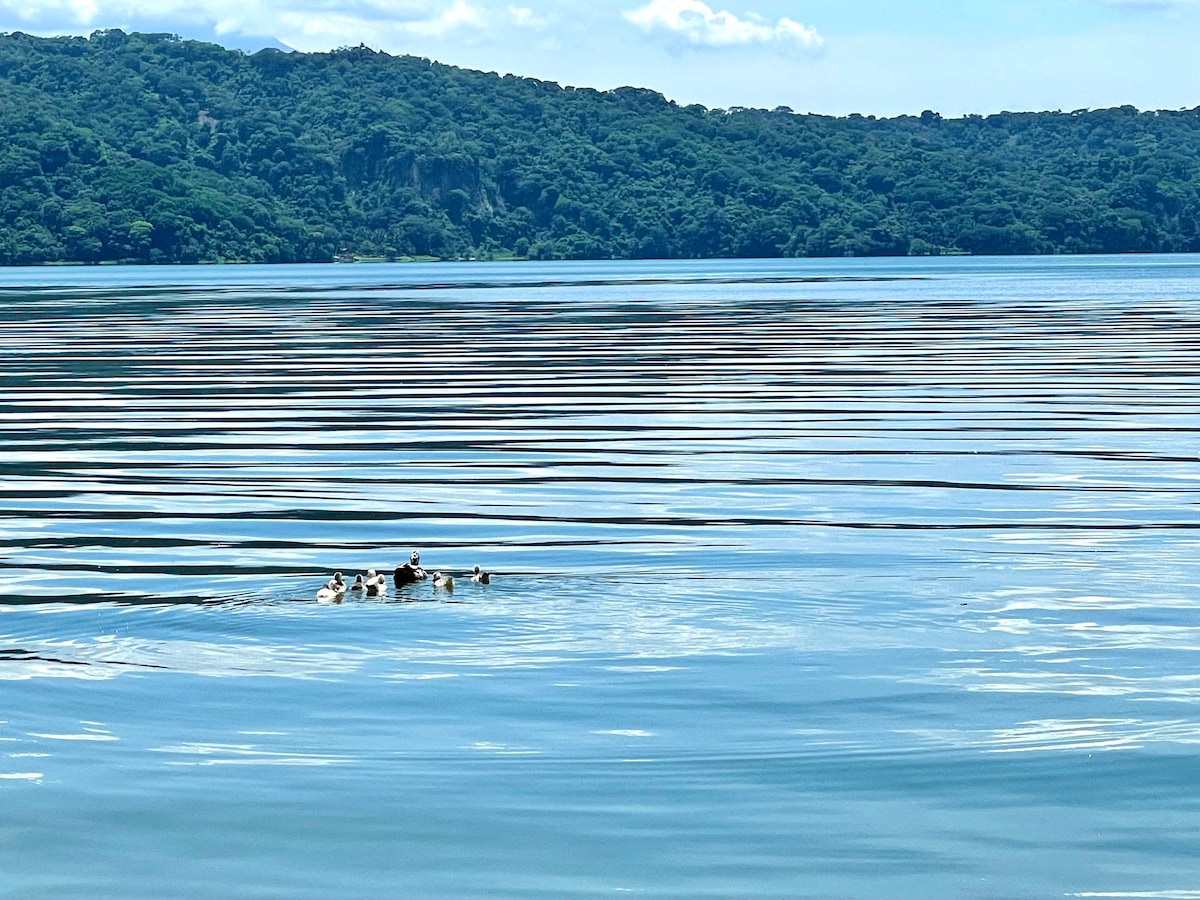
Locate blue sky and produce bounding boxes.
[2,0,1199,116]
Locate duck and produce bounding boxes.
[316,571,347,602]
[471,565,490,584]
[432,571,454,591]
[365,568,386,595]
[349,574,365,591]
[393,550,429,586]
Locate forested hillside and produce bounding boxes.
[3,29,1200,264]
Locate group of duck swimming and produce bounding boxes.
[315,550,490,601]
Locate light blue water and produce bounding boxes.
[2,255,1200,898]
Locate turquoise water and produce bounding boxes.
[2,255,1199,898]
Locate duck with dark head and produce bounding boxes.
[393,550,428,586]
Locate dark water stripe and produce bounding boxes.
[0,510,1196,528]
[2,447,1196,464]
[0,273,929,298]
[3,478,1198,497]
[0,647,170,668]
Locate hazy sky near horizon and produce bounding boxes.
[2,0,1199,116]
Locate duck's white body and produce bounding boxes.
[317,572,347,602]
[471,565,490,584]
[365,569,386,595]
[432,572,454,591]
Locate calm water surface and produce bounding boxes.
[2,255,1199,898]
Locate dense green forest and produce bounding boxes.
[2,29,1200,264]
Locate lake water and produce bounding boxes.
[2,255,1199,898]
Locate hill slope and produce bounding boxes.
[2,29,1200,264]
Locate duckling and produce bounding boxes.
[471,565,490,584]
[349,574,365,591]
[432,571,454,591]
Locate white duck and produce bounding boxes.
[471,565,490,584]
[316,572,347,602]
[365,569,386,594]
[432,571,454,591]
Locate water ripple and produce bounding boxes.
[3,257,1200,896]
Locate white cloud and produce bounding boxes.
[0,0,489,43]
[622,0,821,49]
[69,0,100,24]
[508,5,548,28]
[404,0,484,36]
